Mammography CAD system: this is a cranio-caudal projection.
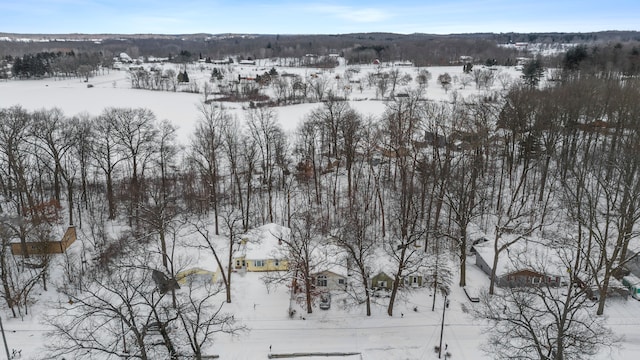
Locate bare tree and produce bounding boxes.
[487,161,545,295]
[276,204,323,314]
[190,102,230,235]
[0,106,38,256]
[46,250,240,359]
[475,242,618,360]
[175,280,244,359]
[246,107,287,224]
[31,108,79,225]
[415,69,432,89]
[441,102,491,287]
[91,109,127,221]
[109,107,159,227]
[333,168,378,316]
[309,73,329,102]
[190,207,243,304]
[437,73,452,93]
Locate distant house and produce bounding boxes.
[370,271,394,290]
[403,274,423,288]
[232,223,290,272]
[239,59,256,65]
[11,226,77,256]
[312,269,348,292]
[474,240,566,288]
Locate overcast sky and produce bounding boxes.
[1,0,638,35]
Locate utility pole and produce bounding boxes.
[438,293,447,359]
[0,316,11,360]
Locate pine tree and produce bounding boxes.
[521,59,544,87]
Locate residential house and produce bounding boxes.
[11,226,77,256]
[474,239,566,288]
[175,248,220,286]
[404,274,423,288]
[370,271,394,290]
[311,269,348,292]
[233,223,290,272]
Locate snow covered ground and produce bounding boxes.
[1,61,639,359]
[4,257,640,359]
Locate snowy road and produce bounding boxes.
[216,309,486,360]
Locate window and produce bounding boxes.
[338,278,345,285]
[377,280,387,288]
[274,259,280,267]
[317,275,328,287]
[254,260,265,267]
[412,276,418,284]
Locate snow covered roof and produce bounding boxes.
[475,239,567,278]
[238,223,290,260]
[178,245,219,273]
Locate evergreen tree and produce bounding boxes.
[521,59,544,87]
[563,44,589,71]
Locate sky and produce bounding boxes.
[0,0,638,35]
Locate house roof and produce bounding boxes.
[238,223,290,260]
[178,245,219,274]
[312,269,347,279]
[474,238,567,278]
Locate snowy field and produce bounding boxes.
[1,61,640,360]
[0,60,512,143]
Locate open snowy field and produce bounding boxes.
[2,62,640,360]
[0,61,516,144]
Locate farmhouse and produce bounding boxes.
[11,225,77,256]
[233,223,289,272]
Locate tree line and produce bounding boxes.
[7,50,106,79]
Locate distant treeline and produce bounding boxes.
[5,51,107,79]
[1,31,639,69]
[2,33,640,80]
